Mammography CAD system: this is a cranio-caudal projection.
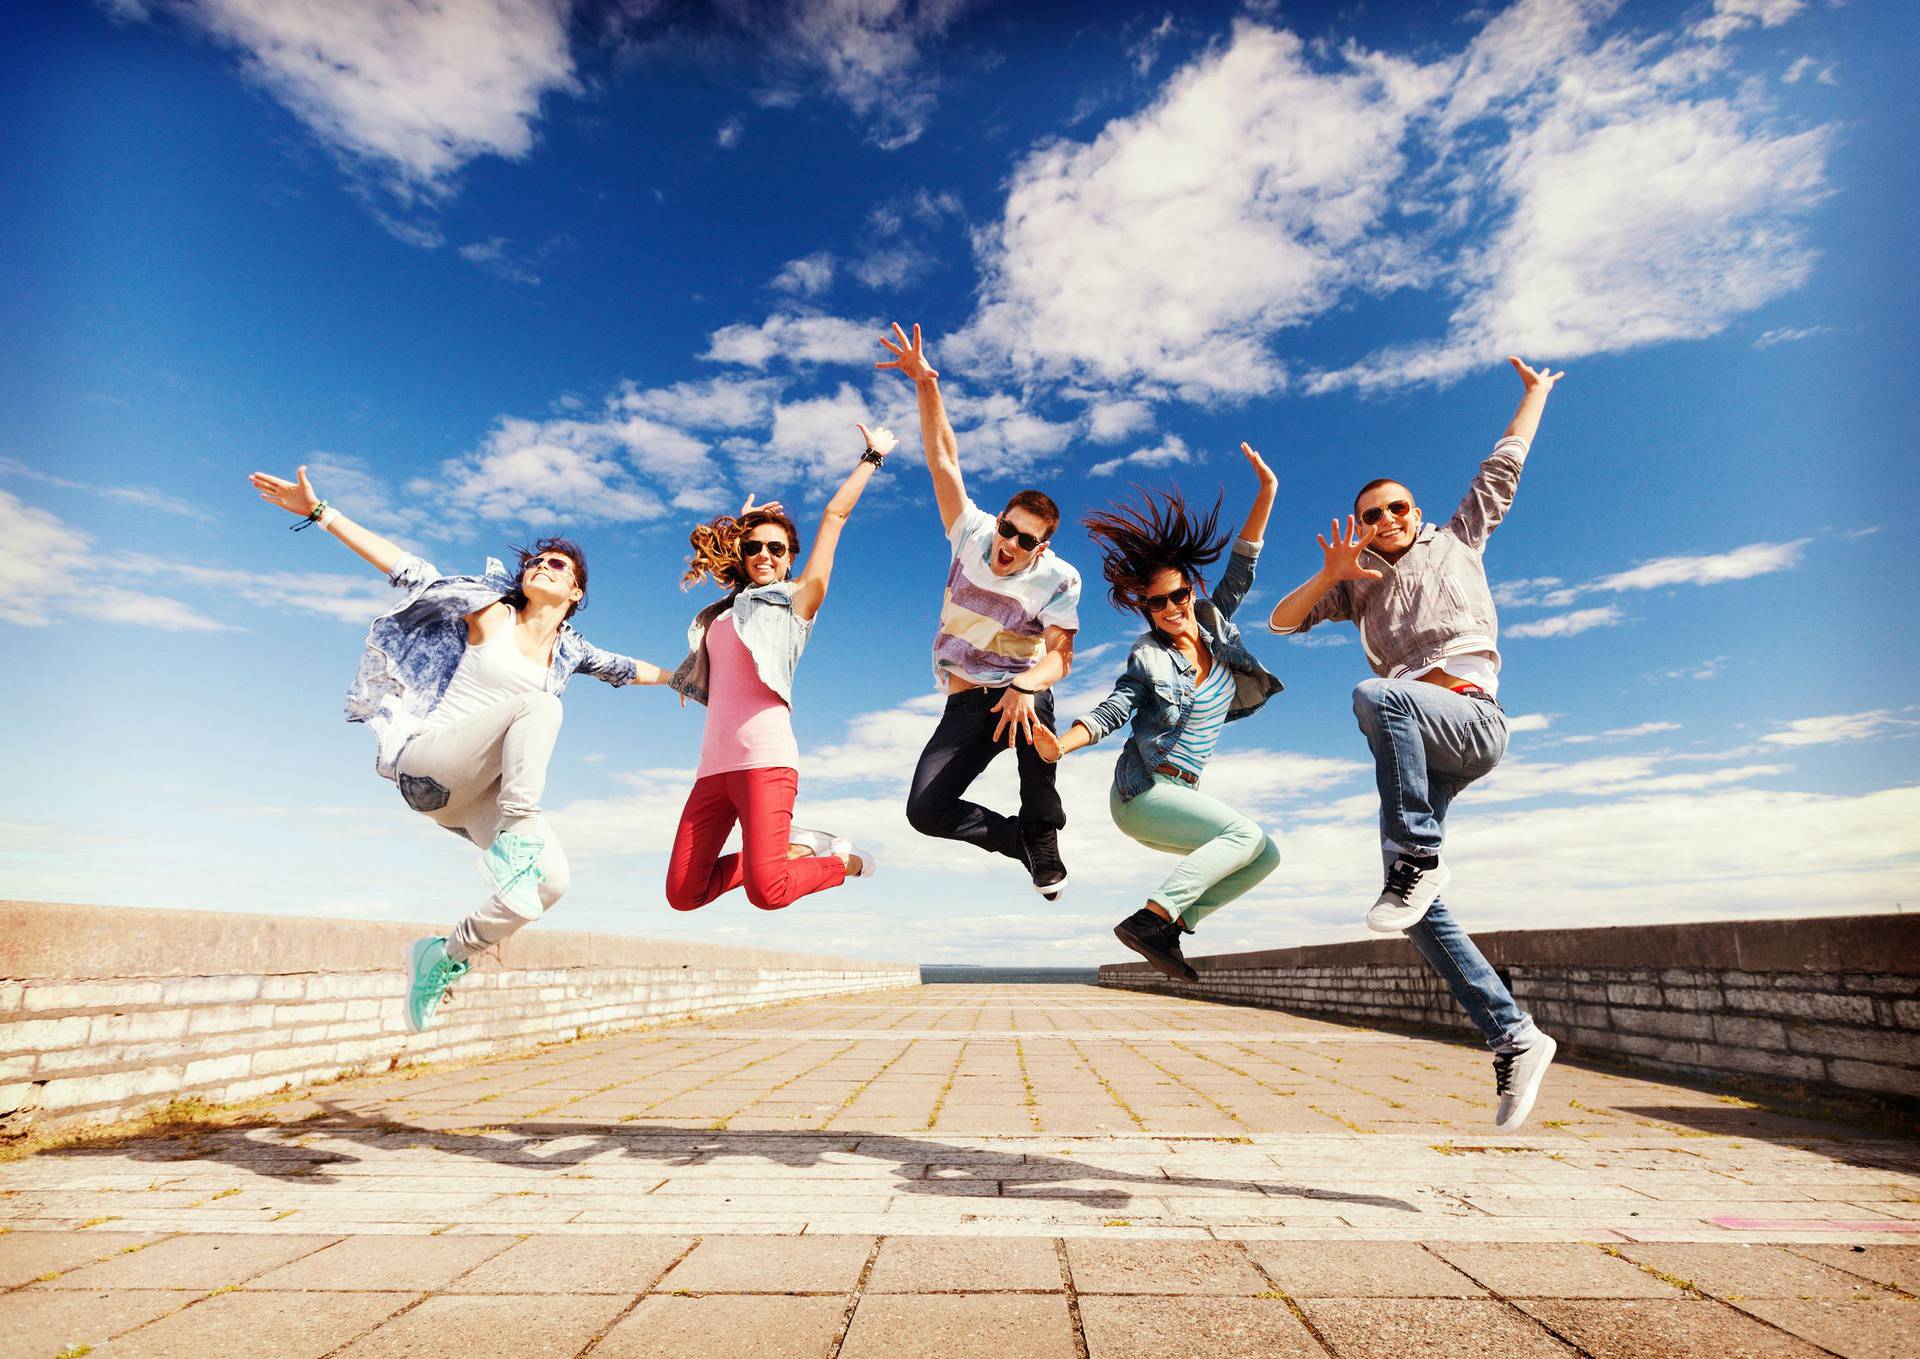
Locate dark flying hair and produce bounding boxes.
[1083,486,1228,621]
[682,507,803,592]
[505,537,589,620]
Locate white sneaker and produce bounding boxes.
[1493,1033,1558,1131]
[843,846,877,879]
[1366,856,1450,933]
[788,827,848,858]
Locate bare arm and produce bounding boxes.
[1238,441,1278,544]
[876,322,967,535]
[1450,357,1567,549]
[250,465,406,576]
[1266,517,1378,633]
[789,425,891,622]
[1502,355,1564,445]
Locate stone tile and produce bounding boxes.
[1618,1243,1879,1297]
[1080,1295,1325,1358]
[596,1294,850,1359]
[36,1233,339,1290]
[1430,1243,1685,1298]
[0,1230,159,1287]
[1245,1242,1486,1298]
[1516,1300,1830,1358]
[332,1293,629,1359]
[108,1289,416,1359]
[245,1235,515,1290]
[865,1236,1062,1292]
[1784,1244,1920,1292]
[0,1287,200,1358]
[657,1235,874,1294]
[452,1234,694,1294]
[1299,1298,1571,1357]
[1066,1241,1269,1295]
[840,1294,1076,1359]
[1732,1298,1919,1359]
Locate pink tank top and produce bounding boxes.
[696,613,800,778]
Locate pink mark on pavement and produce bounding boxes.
[1713,1217,1919,1233]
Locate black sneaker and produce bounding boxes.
[1021,826,1068,901]
[1113,909,1197,983]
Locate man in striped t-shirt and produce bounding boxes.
[878,323,1082,899]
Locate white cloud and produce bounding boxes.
[0,456,212,521]
[1693,0,1807,43]
[1551,720,1683,746]
[1083,399,1156,444]
[1761,710,1920,749]
[616,375,784,430]
[428,411,699,527]
[1754,324,1833,347]
[1505,712,1554,733]
[0,490,229,632]
[1657,655,1729,682]
[771,252,835,296]
[1504,604,1624,638]
[702,312,880,368]
[1088,433,1193,478]
[458,237,541,285]
[716,115,744,148]
[118,554,402,626]
[129,0,580,196]
[1129,12,1176,76]
[1782,54,1836,86]
[1590,538,1808,592]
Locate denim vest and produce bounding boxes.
[347,554,640,781]
[668,581,813,707]
[1073,539,1284,802]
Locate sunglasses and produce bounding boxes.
[1143,585,1193,613]
[526,554,574,575]
[741,538,789,559]
[995,518,1048,552]
[1359,499,1413,526]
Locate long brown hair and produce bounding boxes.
[1083,487,1227,622]
[503,537,589,619]
[681,507,802,591]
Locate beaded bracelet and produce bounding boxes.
[291,498,331,532]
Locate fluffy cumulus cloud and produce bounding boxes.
[0,490,227,632]
[961,0,1832,398]
[1504,604,1624,639]
[116,0,580,196]
[1761,709,1920,749]
[702,312,881,369]
[1088,433,1193,479]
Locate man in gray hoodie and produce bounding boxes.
[1267,356,1564,1131]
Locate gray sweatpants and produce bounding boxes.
[394,691,570,961]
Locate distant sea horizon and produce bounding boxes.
[919,965,1101,984]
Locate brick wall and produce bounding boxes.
[1099,914,1920,1104]
[0,902,916,1135]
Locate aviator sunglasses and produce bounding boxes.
[1144,585,1193,613]
[741,538,789,559]
[526,554,574,574]
[995,518,1048,552]
[1359,499,1413,526]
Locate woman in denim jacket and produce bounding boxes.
[1035,444,1283,981]
[662,425,890,912]
[249,464,675,1033]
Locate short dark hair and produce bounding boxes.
[506,537,588,619]
[1083,487,1227,623]
[1002,489,1061,539]
[1353,478,1410,514]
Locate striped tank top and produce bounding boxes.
[1162,660,1233,778]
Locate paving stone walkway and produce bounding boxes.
[3,984,1915,1357]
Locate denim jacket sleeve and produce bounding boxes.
[1075,655,1153,745]
[568,633,640,688]
[1447,435,1529,552]
[386,553,440,596]
[1210,538,1260,620]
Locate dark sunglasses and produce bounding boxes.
[1359,499,1413,526]
[526,554,574,574]
[741,538,789,559]
[995,518,1048,552]
[1143,585,1193,613]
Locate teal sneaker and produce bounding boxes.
[482,831,546,917]
[404,935,470,1033]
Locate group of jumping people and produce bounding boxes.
[249,324,1566,1132]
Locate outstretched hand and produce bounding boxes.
[1029,721,1064,764]
[1508,356,1566,394]
[250,465,321,518]
[1240,441,1277,487]
[1319,517,1385,582]
[875,322,938,384]
[991,687,1040,748]
[854,422,898,458]
[739,493,784,520]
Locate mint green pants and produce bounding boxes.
[1109,774,1281,930]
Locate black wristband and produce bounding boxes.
[860,448,886,467]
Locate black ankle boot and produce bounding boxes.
[1114,909,1198,983]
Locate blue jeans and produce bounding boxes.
[1353,678,1536,1053]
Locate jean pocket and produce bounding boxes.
[399,773,450,813]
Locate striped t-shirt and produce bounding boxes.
[1162,660,1233,778]
[933,499,1082,688]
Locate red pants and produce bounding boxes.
[665,766,847,911]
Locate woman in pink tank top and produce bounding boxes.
[663,425,892,912]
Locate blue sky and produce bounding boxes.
[3,0,1914,965]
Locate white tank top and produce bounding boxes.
[422,630,551,731]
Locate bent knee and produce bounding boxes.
[905,795,950,838]
[745,887,795,912]
[1351,678,1397,713]
[515,690,564,723]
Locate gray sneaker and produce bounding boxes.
[1493,1033,1558,1131]
[1366,856,1449,933]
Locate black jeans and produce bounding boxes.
[906,687,1065,863]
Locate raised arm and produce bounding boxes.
[789,424,893,622]
[1211,443,1279,619]
[249,464,406,577]
[1450,357,1567,550]
[1502,355,1564,446]
[1266,518,1378,634]
[1238,441,1278,545]
[876,322,967,535]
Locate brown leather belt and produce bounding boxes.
[1152,763,1199,786]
